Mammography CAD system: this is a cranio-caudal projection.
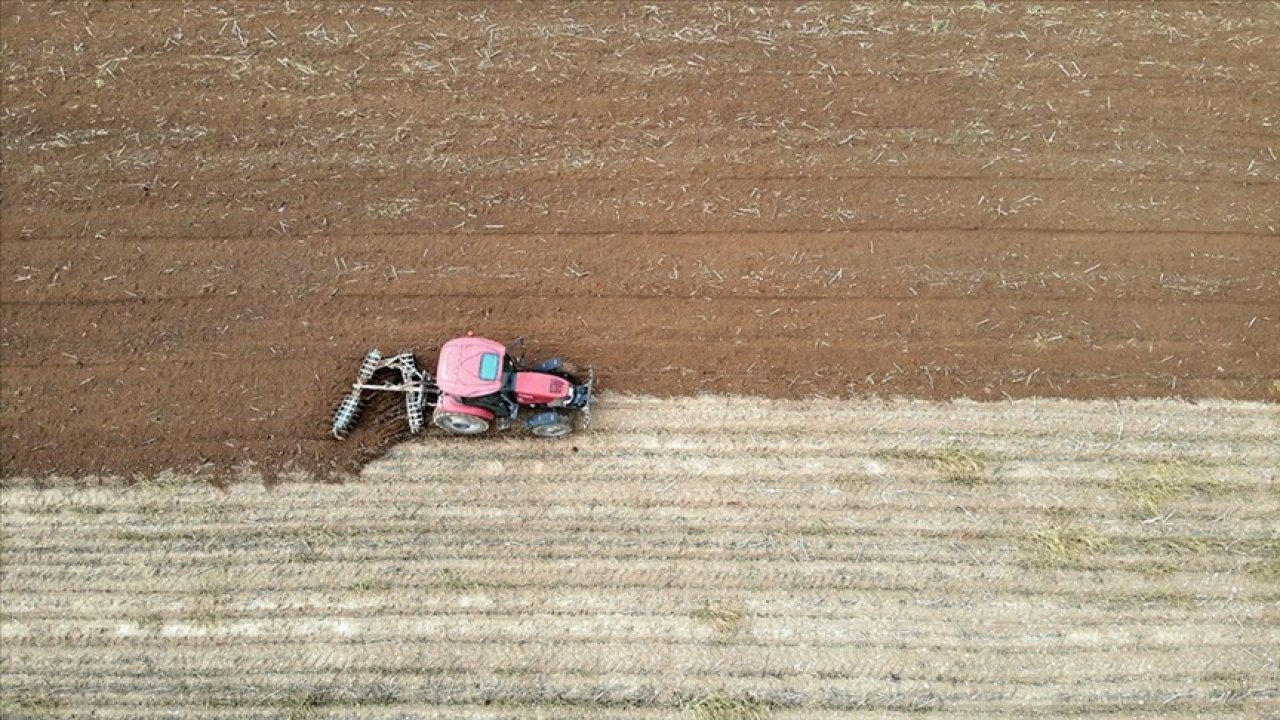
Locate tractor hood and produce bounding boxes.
[436,337,506,397]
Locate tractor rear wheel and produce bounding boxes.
[433,412,490,435]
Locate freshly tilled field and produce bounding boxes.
[3,397,1277,718]
[2,0,1278,479]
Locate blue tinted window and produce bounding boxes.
[479,352,501,381]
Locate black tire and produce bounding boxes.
[527,412,573,438]
[530,420,573,438]
[433,412,490,435]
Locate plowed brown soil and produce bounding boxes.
[2,1,1277,479]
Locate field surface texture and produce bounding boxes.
[3,396,1278,718]
[2,1,1279,479]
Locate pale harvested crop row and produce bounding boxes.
[1,396,1276,717]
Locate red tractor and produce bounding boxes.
[332,336,594,440]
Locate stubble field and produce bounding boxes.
[3,397,1278,717]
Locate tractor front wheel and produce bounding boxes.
[433,412,490,435]
[527,412,574,438]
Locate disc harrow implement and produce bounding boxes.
[331,349,439,439]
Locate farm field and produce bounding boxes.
[3,396,1278,717]
[1,1,1278,480]
[1,2,1278,717]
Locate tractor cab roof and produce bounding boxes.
[436,336,506,397]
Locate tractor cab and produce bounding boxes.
[436,336,519,417]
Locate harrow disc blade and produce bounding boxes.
[355,349,383,385]
[331,389,365,439]
[406,389,425,434]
